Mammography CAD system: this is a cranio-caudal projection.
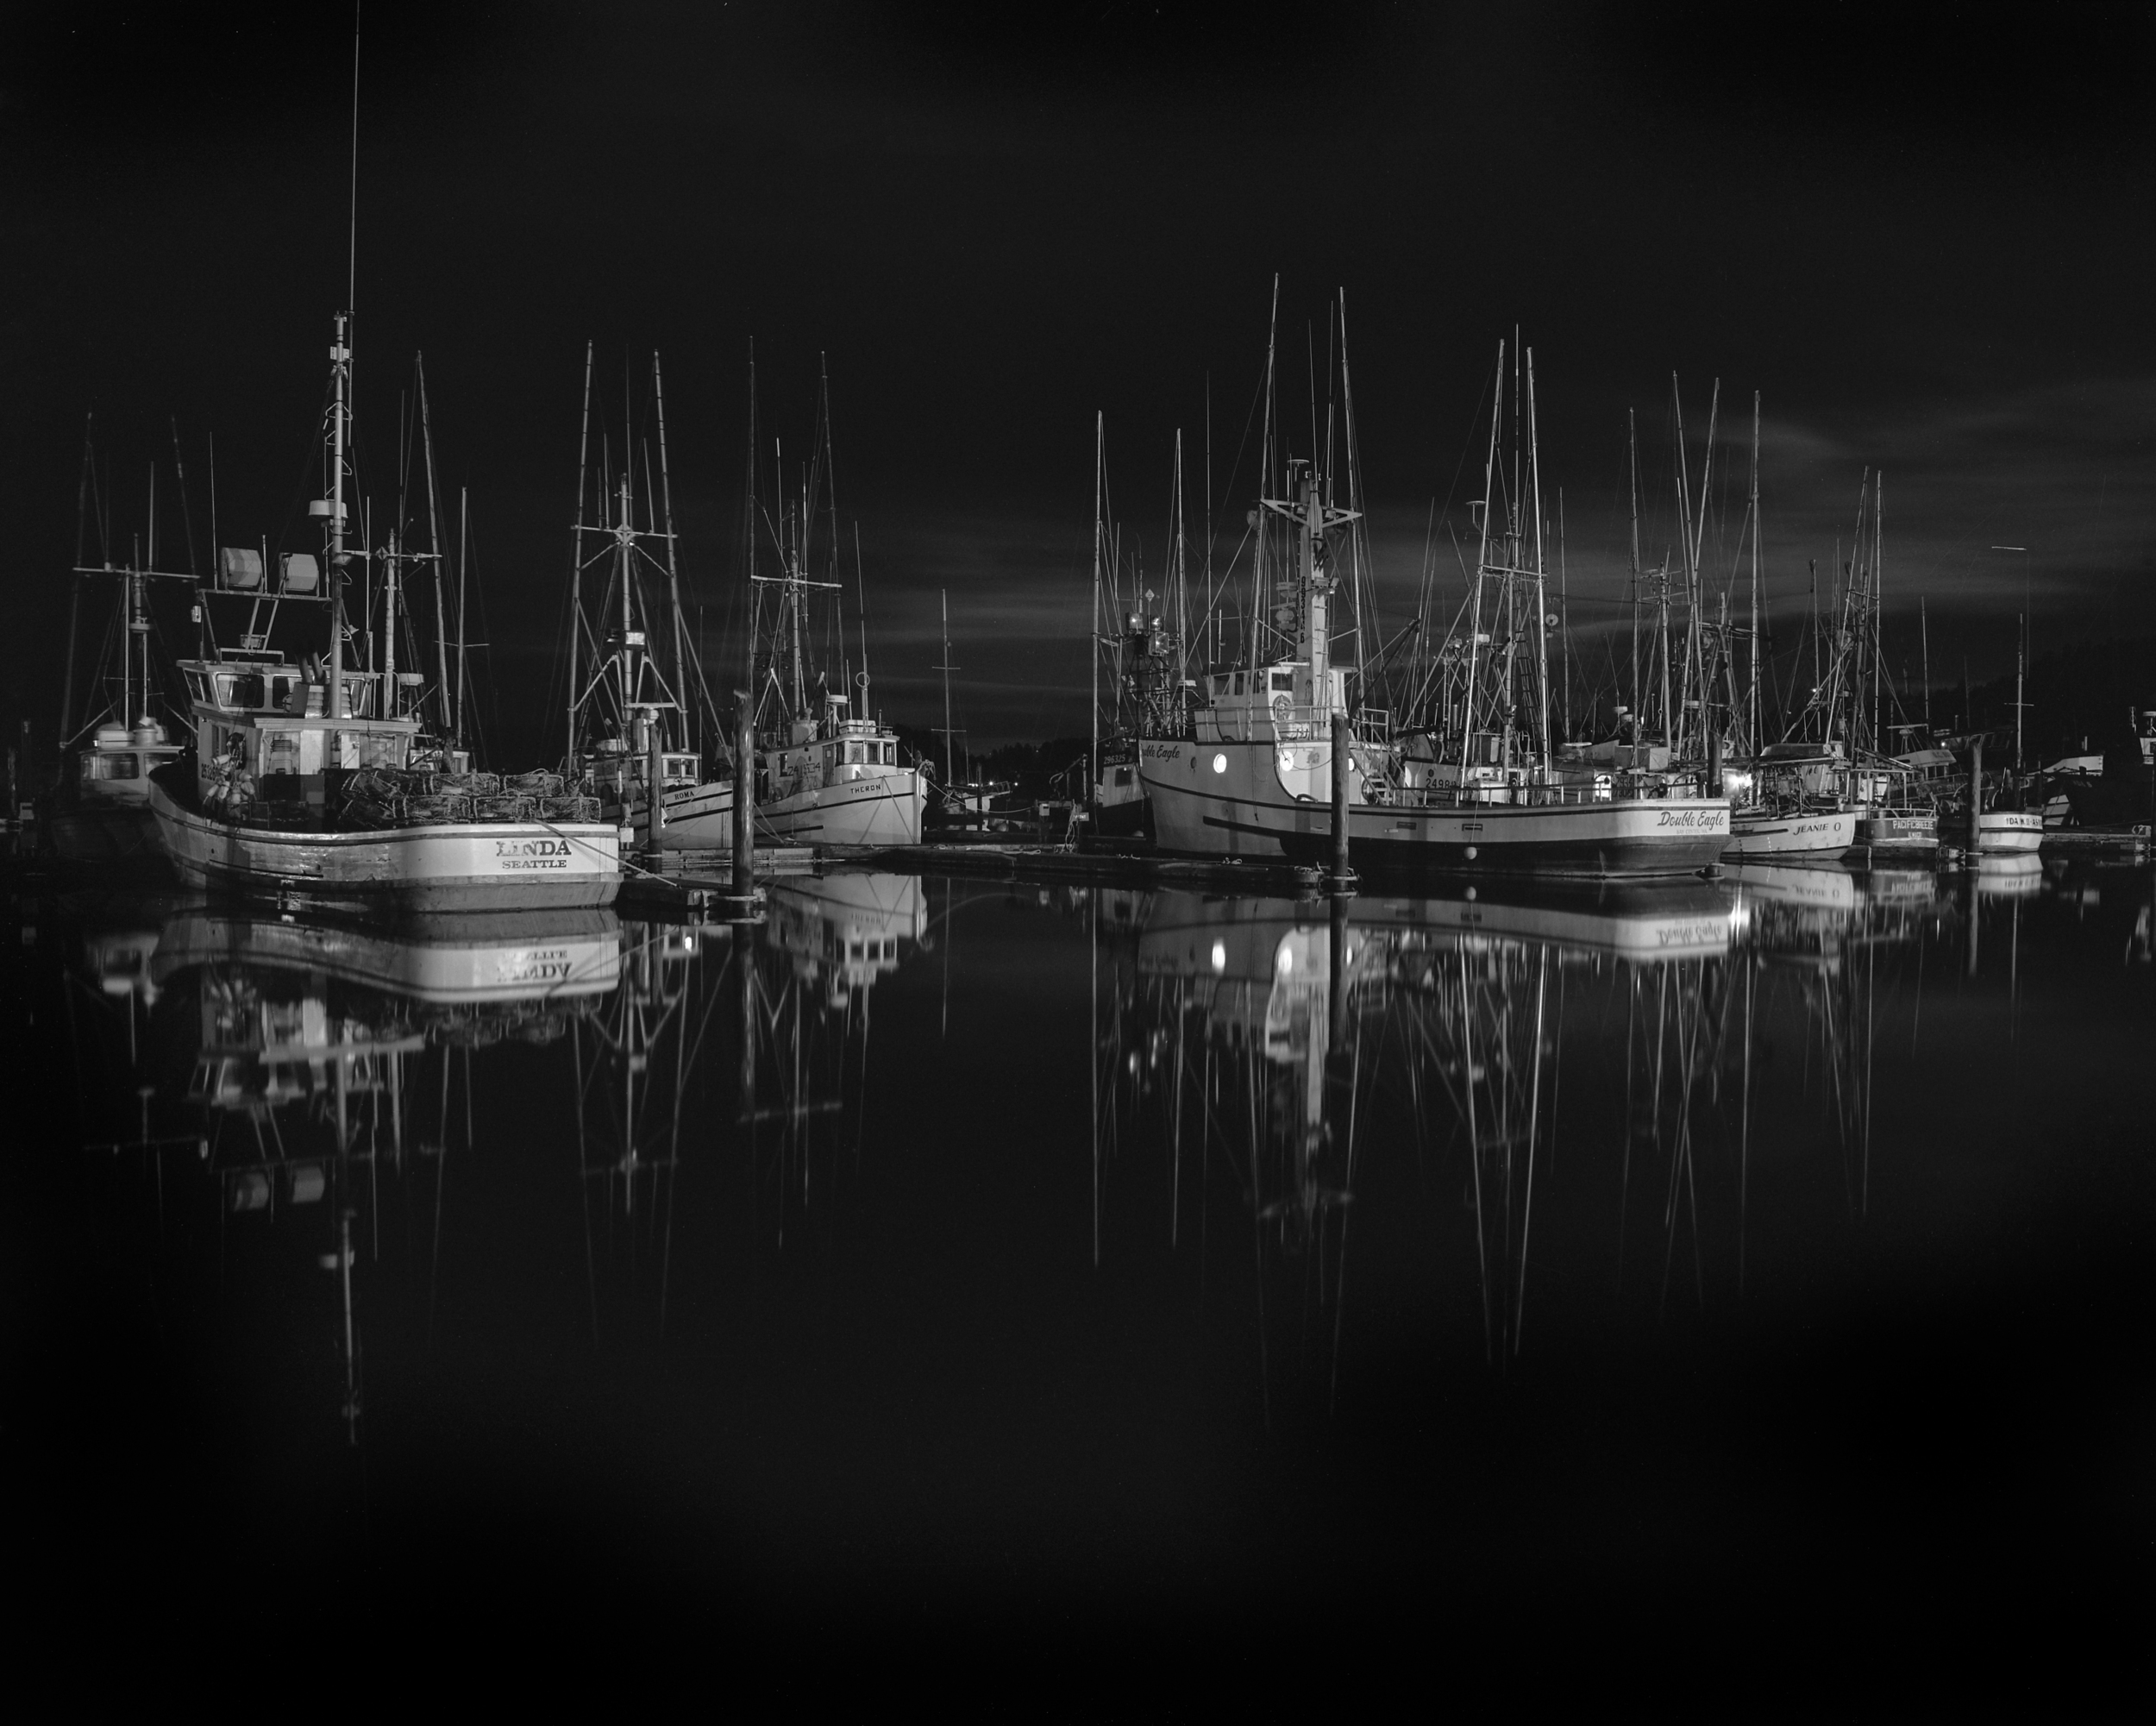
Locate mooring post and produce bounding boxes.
[644,718,666,864]
[1330,711,1354,891]
[1967,736,1984,857]
[732,690,755,896]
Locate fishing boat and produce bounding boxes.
[1776,472,1936,858]
[1141,327,1728,877]
[47,438,190,865]
[562,348,923,854]
[148,314,622,909]
[1082,415,1195,844]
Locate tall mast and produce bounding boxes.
[417,354,454,739]
[1748,391,1761,761]
[741,339,757,742]
[653,350,691,754]
[1171,428,1187,729]
[1090,411,1102,796]
[1252,275,1279,673]
[1872,474,1884,762]
[1527,348,1550,776]
[1561,485,1578,742]
[1669,376,1694,756]
[567,339,593,770]
[1627,409,1641,739]
[328,311,352,726]
[938,588,956,787]
[1463,340,1501,745]
[456,486,469,750]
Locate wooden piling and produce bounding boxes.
[1330,711,1354,891]
[732,691,755,895]
[645,720,665,863]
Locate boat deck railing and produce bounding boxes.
[1199,705,1394,745]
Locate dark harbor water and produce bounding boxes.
[8,862,2150,1706]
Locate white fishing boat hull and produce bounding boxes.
[648,767,925,851]
[1722,808,1858,860]
[1856,808,1939,853]
[148,770,621,910]
[1139,737,1728,877]
[1974,811,2044,854]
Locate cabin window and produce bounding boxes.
[87,752,141,781]
[1231,674,1245,695]
[881,742,895,765]
[845,743,865,764]
[271,677,292,710]
[1271,670,1294,693]
[229,673,265,708]
[1113,766,1132,787]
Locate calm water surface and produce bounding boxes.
[9,863,2149,1702]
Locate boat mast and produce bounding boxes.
[456,486,469,749]
[1463,340,1501,749]
[328,311,352,728]
[1171,428,1187,731]
[1252,276,1279,674]
[937,588,956,787]
[1748,391,1761,762]
[1090,411,1102,794]
[653,350,691,754]
[1527,348,1550,777]
[417,354,454,740]
[1872,473,1884,764]
[1627,409,1641,741]
[567,339,593,771]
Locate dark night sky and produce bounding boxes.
[5,2,2153,763]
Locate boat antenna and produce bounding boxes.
[348,3,360,317]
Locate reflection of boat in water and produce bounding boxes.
[744,871,924,1241]
[764,870,926,1005]
[1095,863,1940,1386]
[1976,853,2043,897]
[1103,879,1745,1392]
[1349,878,1733,961]
[60,897,634,1446]
[151,907,623,1005]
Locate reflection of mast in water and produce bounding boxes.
[66,903,624,1446]
[1105,894,1368,1414]
[1108,882,1744,1387]
[742,872,924,1246]
[571,922,721,1331]
[1726,864,1947,1227]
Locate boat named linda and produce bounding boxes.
[149,314,621,909]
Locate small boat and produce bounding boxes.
[47,461,189,867]
[1974,809,2044,854]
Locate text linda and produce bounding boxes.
[495,837,574,870]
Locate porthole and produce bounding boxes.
[1212,752,1227,775]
